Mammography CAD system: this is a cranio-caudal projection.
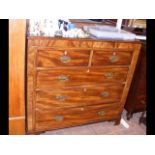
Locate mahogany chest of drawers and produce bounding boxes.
[125,41,146,120]
[26,37,141,134]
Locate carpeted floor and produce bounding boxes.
[41,110,146,135]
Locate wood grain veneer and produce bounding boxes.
[9,19,26,135]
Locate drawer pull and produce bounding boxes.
[97,111,105,116]
[55,95,65,101]
[54,115,64,122]
[109,55,119,63]
[60,55,71,63]
[101,91,109,97]
[140,100,146,104]
[104,72,113,78]
[58,75,69,81]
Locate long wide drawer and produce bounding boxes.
[36,84,124,108]
[37,67,128,88]
[92,50,133,66]
[35,103,120,131]
[37,49,90,67]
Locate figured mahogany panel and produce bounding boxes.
[36,84,124,108]
[37,49,90,67]
[92,50,133,66]
[35,104,120,131]
[115,42,139,49]
[28,37,93,48]
[93,41,115,48]
[37,67,128,88]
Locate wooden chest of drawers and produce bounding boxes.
[27,37,141,134]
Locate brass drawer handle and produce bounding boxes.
[58,75,69,81]
[54,115,64,122]
[55,95,65,101]
[101,91,109,97]
[60,55,71,63]
[104,72,113,78]
[109,55,119,63]
[97,111,105,116]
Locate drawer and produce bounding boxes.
[35,104,120,131]
[92,41,139,49]
[92,50,132,66]
[92,41,115,48]
[37,67,128,88]
[36,84,124,108]
[37,49,90,67]
[29,38,93,48]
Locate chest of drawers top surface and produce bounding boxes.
[27,37,142,133]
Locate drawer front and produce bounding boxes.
[37,67,128,88]
[37,49,90,67]
[35,104,120,131]
[92,50,132,66]
[92,41,115,49]
[92,42,138,49]
[29,39,93,48]
[36,84,124,108]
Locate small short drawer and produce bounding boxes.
[37,49,90,67]
[92,41,115,49]
[35,104,120,131]
[36,84,124,108]
[92,50,132,66]
[28,38,93,48]
[115,42,140,49]
[37,67,128,88]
